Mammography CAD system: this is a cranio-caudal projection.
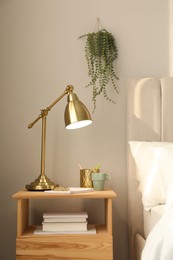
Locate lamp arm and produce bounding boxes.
[28,85,74,129]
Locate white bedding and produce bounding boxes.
[142,208,173,260]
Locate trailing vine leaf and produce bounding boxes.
[79,29,119,112]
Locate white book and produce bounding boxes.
[34,225,96,235]
[44,187,94,194]
[43,212,88,223]
[42,221,88,232]
[69,187,94,194]
[43,217,87,223]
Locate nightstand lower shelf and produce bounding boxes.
[16,225,113,260]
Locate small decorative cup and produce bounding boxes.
[80,169,93,188]
[91,173,111,191]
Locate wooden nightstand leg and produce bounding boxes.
[17,199,29,237]
[105,198,113,235]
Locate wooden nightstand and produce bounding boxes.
[12,189,116,260]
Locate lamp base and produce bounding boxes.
[26,174,57,191]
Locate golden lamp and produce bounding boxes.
[26,85,92,191]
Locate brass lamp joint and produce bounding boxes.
[65,85,74,94]
[41,108,49,117]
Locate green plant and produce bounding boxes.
[79,29,118,111]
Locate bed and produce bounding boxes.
[127,77,173,260]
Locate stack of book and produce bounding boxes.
[34,212,96,234]
[42,212,88,232]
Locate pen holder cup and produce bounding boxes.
[80,169,100,188]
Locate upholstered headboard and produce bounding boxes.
[127,77,173,260]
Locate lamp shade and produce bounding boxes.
[64,92,92,129]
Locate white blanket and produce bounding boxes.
[142,208,173,260]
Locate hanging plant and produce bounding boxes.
[79,20,119,111]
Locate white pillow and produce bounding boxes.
[129,141,167,210]
[156,145,173,212]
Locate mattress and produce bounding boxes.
[143,205,165,238]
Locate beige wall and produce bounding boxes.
[0,1,170,259]
[170,0,173,75]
